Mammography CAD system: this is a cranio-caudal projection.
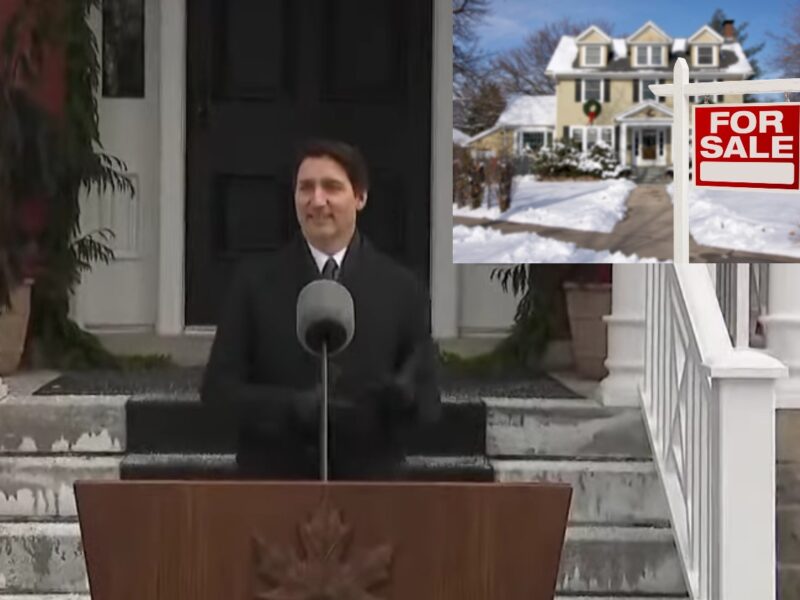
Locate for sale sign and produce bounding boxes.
[694,103,800,191]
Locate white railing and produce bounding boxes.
[641,264,786,600]
[714,264,769,348]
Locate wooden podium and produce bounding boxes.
[74,481,571,599]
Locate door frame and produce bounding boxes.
[634,126,668,167]
[156,0,455,337]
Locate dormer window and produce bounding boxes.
[636,45,664,66]
[585,46,602,66]
[697,46,713,65]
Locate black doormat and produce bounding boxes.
[34,365,583,399]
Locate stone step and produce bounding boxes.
[486,398,651,460]
[0,522,685,596]
[118,452,495,482]
[0,395,126,454]
[493,459,669,525]
[0,457,120,519]
[126,394,487,456]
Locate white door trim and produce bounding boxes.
[156,0,451,337]
[157,0,187,335]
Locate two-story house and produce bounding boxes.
[545,20,753,171]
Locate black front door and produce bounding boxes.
[185,0,432,326]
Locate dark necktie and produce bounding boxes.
[321,257,339,280]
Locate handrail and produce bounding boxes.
[641,264,785,600]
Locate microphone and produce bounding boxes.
[296,279,355,482]
[296,279,354,356]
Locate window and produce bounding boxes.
[697,46,714,65]
[584,79,602,102]
[585,46,602,66]
[102,0,145,98]
[521,131,546,152]
[641,79,658,101]
[636,45,663,67]
[569,126,615,152]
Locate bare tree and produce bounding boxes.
[453,0,491,81]
[770,2,800,79]
[491,18,614,96]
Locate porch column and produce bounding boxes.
[760,264,800,408]
[619,123,627,167]
[600,264,646,407]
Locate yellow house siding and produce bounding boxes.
[468,128,515,154]
[580,31,609,44]
[630,29,670,43]
[691,30,722,44]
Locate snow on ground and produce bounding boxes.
[452,225,655,263]
[667,184,800,258]
[453,176,636,233]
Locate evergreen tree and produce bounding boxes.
[709,9,764,101]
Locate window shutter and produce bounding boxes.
[658,79,665,103]
[633,80,639,103]
[575,79,582,102]
[563,125,569,141]
[614,125,620,152]
[604,79,610,102]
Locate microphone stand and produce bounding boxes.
[320,340,329,482]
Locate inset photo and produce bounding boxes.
[453,0,800,263]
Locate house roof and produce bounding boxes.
[545,34,753,77]
[453,128,470,146]
[495,95,557,128]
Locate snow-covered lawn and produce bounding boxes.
[452,225,654,263]
[667,184,800,258]
[453,176,636,233]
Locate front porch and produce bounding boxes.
[617,101,673,169]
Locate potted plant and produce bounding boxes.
[0,10,60,374]
[563,265,612,379]
[489,264,611,379]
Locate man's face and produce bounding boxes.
[294,156,365,250]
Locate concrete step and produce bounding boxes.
[0,395,126,454]
[780,564,800,600]
[779,505,800,564]
[493,459,669,525]
[0,522,685,596]
[486,398,651,460]
[0,457,120,519]
[126,394,487,456]
[118,452,495,482]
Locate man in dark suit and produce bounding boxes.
[200,139,441,480]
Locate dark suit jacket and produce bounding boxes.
[200,229,442,478]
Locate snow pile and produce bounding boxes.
[531,140,629,180]
[452,225,654,263]
[612,39,627,59]
[546,36,578,74]
[667,184,800,257]
[453,176,636,233]
[721,43,754,75]
[496,95,557,127]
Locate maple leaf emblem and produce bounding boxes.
[252,502,393,600]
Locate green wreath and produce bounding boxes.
[583,99,602,118]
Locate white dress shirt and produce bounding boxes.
[306,240,347,274]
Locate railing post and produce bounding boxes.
[711,375,777,600]
[672,58,690,263]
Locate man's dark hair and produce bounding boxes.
[293,139,369,196]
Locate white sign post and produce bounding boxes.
[650,63,800,263]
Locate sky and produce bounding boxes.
[475,0,797,77]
